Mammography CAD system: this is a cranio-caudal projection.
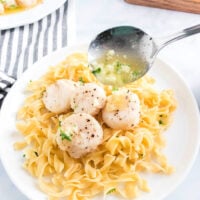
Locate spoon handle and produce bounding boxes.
[156,24,200,49]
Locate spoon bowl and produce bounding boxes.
[88,24,200,86]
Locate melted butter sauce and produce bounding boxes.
[3,7,26,15]
[91,50,146,87]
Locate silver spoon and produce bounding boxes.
[88,24,200,86]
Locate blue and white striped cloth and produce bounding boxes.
[0,1,68,79]
[0,1,76,199]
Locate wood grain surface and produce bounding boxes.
[125,0,200,14]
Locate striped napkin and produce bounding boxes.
[0,1,69,79]
[0,1,76,199]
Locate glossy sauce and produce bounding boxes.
[91,50,146,87]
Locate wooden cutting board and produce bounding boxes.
[125,0,200,14]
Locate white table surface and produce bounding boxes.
[0,0,200,199]
[76,1,200,200]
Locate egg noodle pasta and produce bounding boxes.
[14,53,177,200]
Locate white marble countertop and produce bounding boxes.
[0,0,200,199]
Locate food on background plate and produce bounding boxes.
[14,52,177,199]
[16,0,38,7]
[0,0,42,14]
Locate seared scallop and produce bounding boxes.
[102,88,140,130]
[43,79,77,114]
[56,113,103,158]
[16,0,38,7]
[71,83,106,116]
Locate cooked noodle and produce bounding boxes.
[14,53,177,200]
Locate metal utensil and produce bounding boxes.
[88,24,200,86]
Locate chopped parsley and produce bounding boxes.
[23,154,26,158]
[92,68,101,75]
[60,130,72,141]
[34,151,39,157]
[9,5,18,9]
[79,77,85,84]
[106,188,116,195]
[159,120,163,125]
[132,70,140,79]
[58,121,72,141]
[112,86,118,91]
[115,62,122,72]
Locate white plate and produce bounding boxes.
[0,45,199,200]
[0,0,66,30]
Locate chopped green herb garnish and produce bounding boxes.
[159,120,163,125]
[92,68,101,75]
[23,154,26,158]
[106,188,116,195]
[58,122,72,141]
[79,77,85,84]
[34,151,39,157]
[112,86,118,91]
[132,70,140,78]
[60,130,72,141]
[9,5,18,9]
[115,62,122,72]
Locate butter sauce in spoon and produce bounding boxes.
[88,25,200,86]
